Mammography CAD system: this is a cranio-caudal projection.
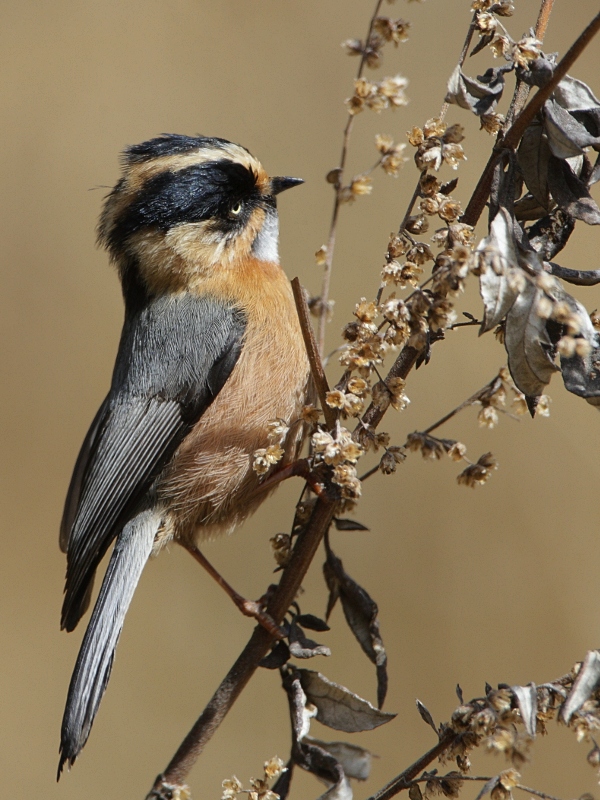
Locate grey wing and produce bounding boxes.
[60,394,110,553]
[61,293,246,632]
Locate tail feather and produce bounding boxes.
[58,508,160,778]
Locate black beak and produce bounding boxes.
[271,176,304,195]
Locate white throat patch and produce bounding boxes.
[252,209,280,263]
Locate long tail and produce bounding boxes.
[58,508,161,778]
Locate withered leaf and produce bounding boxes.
[295,739,350,800]
[504,278,559,399]
[289,620,331,660]
[590,152,600,186]
[517,121,552,209]
[477,208,521,333]
[298,669,396,733]
[553,75,600,133]
[260,640,291,670]
[324,545,388,707]
[271,760,294,800]
[333,518,370,532]
[281,668,356,799]
[547,155,600,225]
[561,351,600,407]
[517,56,554,88]
[282,667,314,742]
[297,614,331,632]
[445,65,505,116]
[561,650,600,723]
[544,99,600,159]
[550,280,600,406]
[514,193,550,222]
[470,31,494,58]
[416,699,437,734]
[511,683,537,737]
[305,737,372,781]
[409,784,423,800]
[440,177,459,196]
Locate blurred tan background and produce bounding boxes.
[2,1,600,798]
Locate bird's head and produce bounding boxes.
[98,134,303,298]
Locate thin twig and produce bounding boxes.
[547,262,600,286]
[422,373,502,435]
[462,9,600,227]
[503,0,555,130]
[358,345,422,435]
[292,277,336,430]
[318,0,385,355]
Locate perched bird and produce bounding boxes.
[58,134,310,775]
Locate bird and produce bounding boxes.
[58,133,311,776]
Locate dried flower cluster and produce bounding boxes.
[221,756,286,800]
[312,423,363,501]
[346,74,409,115]
[252,418,290,475]
[408,119,467,172]
[343,14,410,69]
[440,651,600,785]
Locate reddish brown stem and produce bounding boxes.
[292,277,336,430]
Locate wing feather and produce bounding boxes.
[61,293,246,631]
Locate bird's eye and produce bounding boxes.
[229,201,243,218]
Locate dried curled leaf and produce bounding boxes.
[561,650,600,723]
[517,120,552,210]
[558,293,600,407]
[297,614,331,633]
[333,518,370,532]
[477,208,521,333]
[445,64,505,116]
[416,699,437,734]
[324,544,388,707]
[260,640,291,670]
[504,279,559,399]
[298,670,396,733]
[544,99,600,159]
[511,683,537,737]
[304,737,372,782]
[288,620,331,660]
[547,154,600,225]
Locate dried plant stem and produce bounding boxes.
[365,729,459,800]
[463,9,600,227]
[422,373,501,434]
[318,0,385,355]
[291,277,336,429]
[535,0,556,44]
[547,262,600,286]
[504,0,555,130]
[359,345,421,434]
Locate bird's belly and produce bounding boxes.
[156,301,310,544]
